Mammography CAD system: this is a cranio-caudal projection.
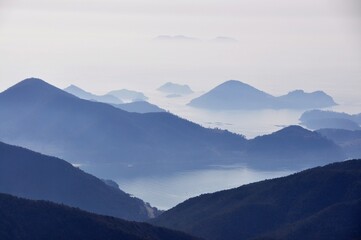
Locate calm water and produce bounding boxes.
[117,166,293,210]
[115,91,359,209]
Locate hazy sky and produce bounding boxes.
[1,0,360,103]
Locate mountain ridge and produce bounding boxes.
[151,159,361,240]
[188,80,336,110]
[0,140,160,221]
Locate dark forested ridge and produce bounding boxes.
[0,141,160,221]
[151,159,361,240]
[0,193,201,240]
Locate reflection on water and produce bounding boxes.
[117,167,293,210]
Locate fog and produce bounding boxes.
[1,0,360,210]
[1,0,361,104]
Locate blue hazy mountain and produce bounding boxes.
[107,89,148,102]
[0,141,160,221]
[300,110,361,130]
[277,90,336,109]
[112,101,166,113]
[0,193,200,240]
[245,125,345,169]
[317,128,361,159]
[188,80,336,110]
[188,80,275,110]
[157,82,194,95]
[66,84,163,113]
[0,78,346,179]
[64,84,123,104]
[151,159,361,240]
[0,78,246,178]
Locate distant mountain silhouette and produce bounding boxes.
[153,35,199,42]
[0,79,347,178]
[113,101,165,113]
[245,125,346,169]
[0,141,160,221]
[64,84,123,104]
[277,90,336,109]
[188,80,336,110]
[151,159,361,240]
[107,89,148,102]
[189,80,275,110]
[317,128,361,159]
[300,110,361,130]
[158,82,194,95]
[0,78,246,178]
[112,101,166,113]
[0,193,201,240]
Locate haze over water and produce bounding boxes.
[1,0,360,211]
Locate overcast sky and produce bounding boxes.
[0,0,360,102]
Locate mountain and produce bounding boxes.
[317,128,361,159]
[0,141,160,221]
[300,110,361,130]
[107,89,148,102]
[245,125,346,169]
[188,80,336,110]
[113,101,166,113]
[188,80,275,110]
[151,159,361,240]
[0,78,246,178]
[0,193,201,240]
[157,82,194,95]
[277,90,337,109]
[64,84,123,104]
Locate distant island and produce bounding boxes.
[157,82,194,95]
[107,89,148,102]
[188,80,337,110]
[300,109,361,130]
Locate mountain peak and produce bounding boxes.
[1,78,74,102]
[188,80,275,110]
[219,80,255,89]
[271,125,317,137]
[10,77,51,89]
[65,84,82,90]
